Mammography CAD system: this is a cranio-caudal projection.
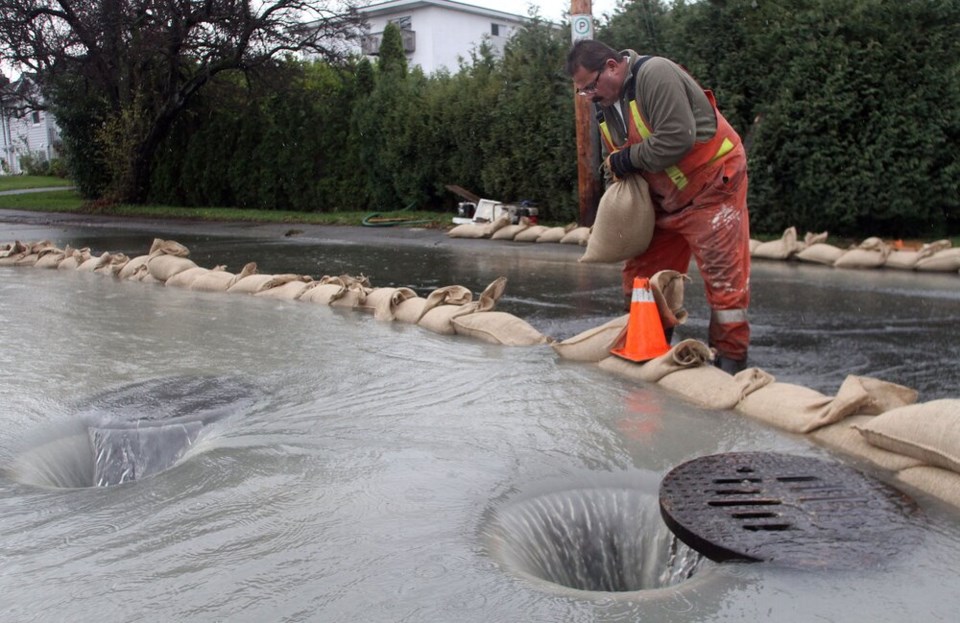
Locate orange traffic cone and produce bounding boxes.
[611,277,671,362]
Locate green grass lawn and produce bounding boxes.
[0,175,73,191]
[0,184,453,228]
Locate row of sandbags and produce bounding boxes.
[551,315,960,510]
[0,238,550,346]
[752,227,960,273]
[448,175,657,267]
[5,236,960,510]
[448,216,591,245]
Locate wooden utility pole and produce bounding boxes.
[570,0,601,226]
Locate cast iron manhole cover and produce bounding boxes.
[659,452,922,569]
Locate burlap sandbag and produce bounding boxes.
[896,466,960,509]
[833,237,891,269]
[752,227,799,260]
[883,250,921,270]
[801,231,829,248]
[118,255,152,280]
[796,243,844,265]
[885,239,951,270]
[735,374,873,434]
[393,297,431,323]
[57,253,80,270]
[78,253,112,273]
[189,266,242,292]
[513,225,549,242]
[0,241,27,264]
[120,239,190,281]
[28,240,54,253]
[451,311,550,346]
[810,415,923,472]
[0,252,26,266]
[854,399,960,473]
[34,250,66,269]
[365,287,419,321]
[419,277,507,335]
[850,375,918,414]
[0,241,27,258]
[330,283,370,309]
[95,253,130,276]
[482,213,511,238]
[417,285,473,313]
[165,265,214,288]
[254,279,314,300]
[149,238,190,257]
[732,367,777,400]
[579,175,655,264]
[658,365,745,410]
[13,253,40,266]
[598,339,713,383]
[300,282,346,305]
[892,239,954,271]
[490,218,530,241]
[552,315,629,362]
[449,214,511,239]
[228,273,293,295]
[148,255,198,282]
[401,284,473,325]
[650,269,690,329]
[58,248,90,270]
[536,223,577,243]
[559,226,590,245]
[915,247,960,272]
[447,223,488,238]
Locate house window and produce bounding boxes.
[31,111,41,125]
[391,15,412,30]
[491,23,509,37]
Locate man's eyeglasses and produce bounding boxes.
[577,69,603,96]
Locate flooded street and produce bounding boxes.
[1,210,959,621]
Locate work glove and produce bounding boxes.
[607,148,639,179]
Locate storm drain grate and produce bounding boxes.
[659,452,922,569]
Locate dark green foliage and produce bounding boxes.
[604,0,960,237]
[378,22,409,76]
[138,0,958,236]
[480,18,578,221]
[44,74,112,198]
[149,61,367,211]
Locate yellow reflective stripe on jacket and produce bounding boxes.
[709,138,735,164]
[598,120,615,152]
[628,101,688,190]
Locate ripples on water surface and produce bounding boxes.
[1,227,960,621]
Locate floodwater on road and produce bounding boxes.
[1,211,959,622]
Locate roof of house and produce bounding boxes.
[359,0,530,23]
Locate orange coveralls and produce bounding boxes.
[598,61,751,362]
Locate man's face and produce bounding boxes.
[572,61,617,106]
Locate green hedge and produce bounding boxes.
[133,2,960,236]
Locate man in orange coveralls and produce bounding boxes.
[566,40,751,374]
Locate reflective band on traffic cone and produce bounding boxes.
[610,277,670,362]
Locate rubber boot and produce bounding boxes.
[715,355,746,375]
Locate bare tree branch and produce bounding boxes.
[0,0,365,201]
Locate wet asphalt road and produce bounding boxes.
[2,208,958,401]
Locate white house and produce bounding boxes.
[0,77,61,175]
[358,0,535,74]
